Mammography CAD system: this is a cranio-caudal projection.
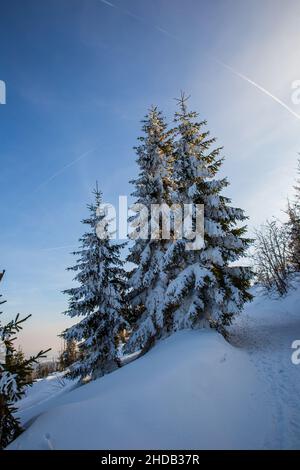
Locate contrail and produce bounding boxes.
[213,58,300,121]
[16,148,96,209]
[99,0,300,122]
[99,0,115,7]
[98,0,176,39]
[40,244,77,252]
[33,148,95,194]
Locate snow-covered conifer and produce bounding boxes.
[125,107,174,353]
[163,93,252,333]
[0,270,50,449]
[62,184,127,379]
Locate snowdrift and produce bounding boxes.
[8,329,271,450]
[229,280,300,449]
[13,373,77,429]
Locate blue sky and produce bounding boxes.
[0,0,299,356]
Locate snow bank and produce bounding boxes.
[14,373,77,428]
[229,279,300,449]
[8,330,271,450]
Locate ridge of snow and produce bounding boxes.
[8,330,270,450]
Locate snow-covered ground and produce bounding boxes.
[229,281,300,449]
[7,283,300,450]
[13,373,77,429]
[8,331,270,450]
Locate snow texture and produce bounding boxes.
[7,282,300,450]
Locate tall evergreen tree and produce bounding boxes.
[125,107,174,353]
[62,184,127,379]
[58,339,78,371]
[287,158,300,271]
[162,94,252,333]
[0,270,50,449]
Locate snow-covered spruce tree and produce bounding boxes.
[0,270,50,449]
[62,185,127,380]
[162,94,252,333]
[287,158,300,272]
[125,106,174,353]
